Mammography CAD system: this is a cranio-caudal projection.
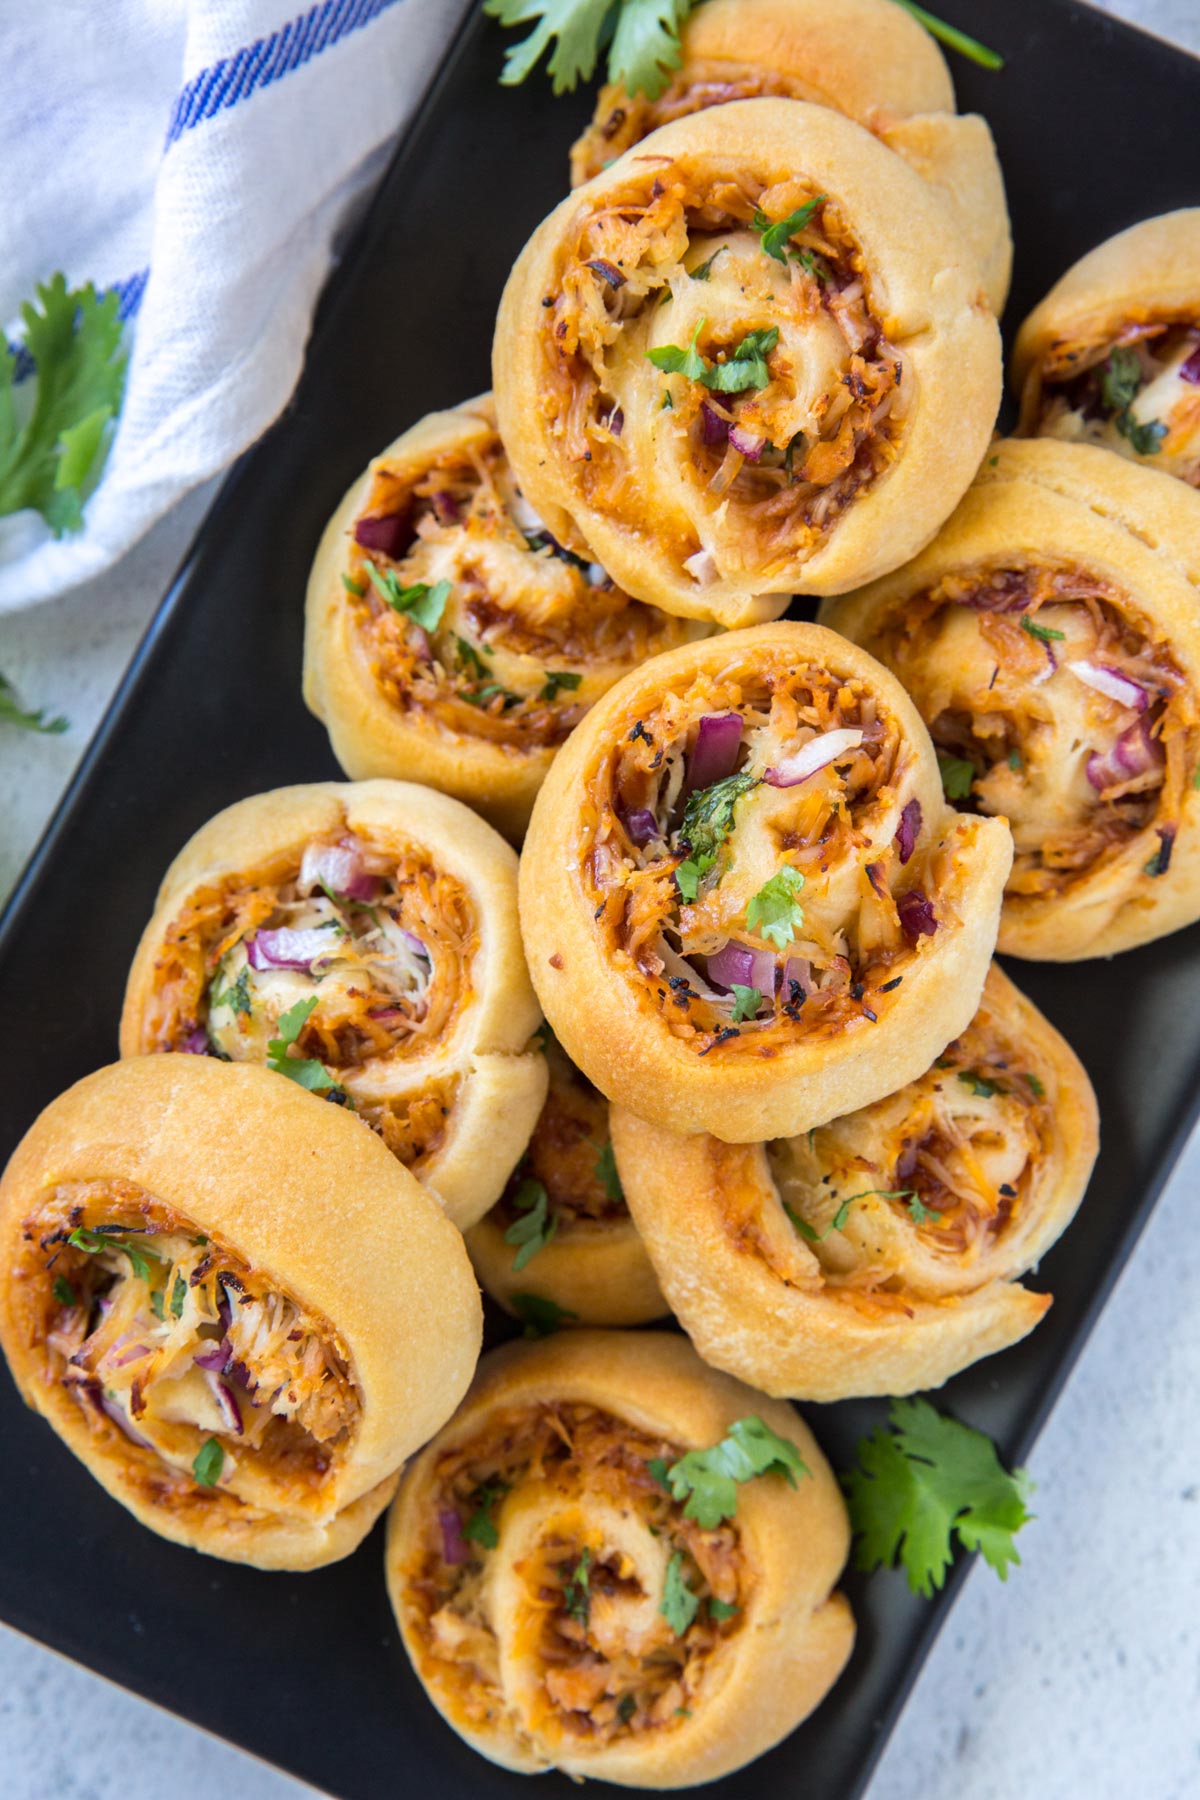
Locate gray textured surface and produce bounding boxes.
[1,3,1198,1796]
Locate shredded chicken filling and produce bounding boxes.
[572,71,816,184]
[492,1042,627,1240]
[405,1404,744,1749]
[19,1180,359,1506]
[1026,317,1200,486]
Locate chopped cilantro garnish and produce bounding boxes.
[563,1545,591,1623]
[0,671,68,735]
[1118,411,1167,457]
[540,669,584,702]
[170,1272,187,1320]
[700,326,779,394]
[504,1178,558,1271]
[679,770,758,861]
[675,850,716,902]
[463,1480,509,1549]
[341,573,366,598]
[364,562,451,630]
[937,752,976,801]
[746,865,804,949]
[617,1694,637,1724]
[52,1276,77,1308]
[461,681,522,710]
[729,984,762,1023]
[456,635,490,679]
[1099,346,1142,415]
[150,1289,165,1321]
[210,964,252,1017]
[753,198,824,264]
[958,1069,999,1098]
[661,389,673,410]
[1020,616,1065,644]
[906,1194,943,1227]
[659,1551,700,1636]
[266,995,338,1094]
[647,317,709,381]
[486,0,690,99]
[1008,747,1023,770]
[594,1139,623,1201]
[708,1596,739,1621]
[655,1415,808,1528]
[512,1291,577,1337]
[192,1439,224,1488]
[843,1396,1033,1597]
[797,248,829,284]
[690,249,722,281]
[67,1227,160,1283]
[1025,1072,1046,1100]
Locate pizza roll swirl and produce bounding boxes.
[0,1058,481,1568]
[494,99,1001,628]
[1014,209,1200,488]
[465,1036,667,1328]
[571,0,1011,313]
[519,624,1011,1142]
[120,781,547,1228]
[385,1331,853,1785]
[612,966,1097,1401]
[823,439,1200,958]
[304,396,700,841]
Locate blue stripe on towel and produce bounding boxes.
[7,266,150,384]
[165,0,406,145]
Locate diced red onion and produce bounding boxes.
[399,928,429,959]
[782,956,813,996]
[1068,660,1149,711]
[766,728,864,788]
[439,1507,470,1564]
[97,1392,154,1449]
[655,938,728,1004]
[368,1005,405,1026]
[111,1341,150,1368]
[586,258,626,289]
[179,1026,209,1055]
[1181,346,1200,385]
[897,889,938,942]
[605,406,625,437]
[246,927,337,972]
[353,513,412,559]
[298,839,382,902]
[686,712,742,795]
[700,401,729,449]
[894,798,921,865]
[430,490,462,525]
[1085,716,1163,790]
[895,1141,920,1182]
[1030,639,1059,686]
[728,424,766,462]
[228,1358,256,1394]
[194,1338,231,1372]
[706,940,776,994]
[205,1372,244,1435]
[684,547,719,585]
[624,808,660,847]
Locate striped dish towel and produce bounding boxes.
[0,0,471,614]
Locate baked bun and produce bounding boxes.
[570,0,1011,312]
[385,1331,853,1784]
[494,99,1001,628]
[519,623,1011,1141]
[303,395,701,841]
[1014,209,1200,487]
[119,780,547,1226]
[822,439,1200,959]
[0,1057,482,1569]
[465,1036,666,1328]
[612,965,1098,1400]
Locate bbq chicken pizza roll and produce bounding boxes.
[303,397,701,841]
[519,624,1012,1142]
[385,1331,853,1785]
[120,780,547,1228]
[611,966,1097,1401]
[465,1036,667,1329]
[494,99,1002,629]
[822,439,1200,959]
[570,0,1011,314]
[0,1057,482,1569]
[1014,210,1200,488]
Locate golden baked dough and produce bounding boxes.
[518,623,1011,1141]
[385,1331,853,1784]
[0,1057,482,1569]
[822,439,1200,959]
[465,1037,666,1327]
[1014,209,1200,487]
[120,780,547,1227]
[303,396,701,841]
[494,99,1001,628]
[570,0,1011,313]
[612,965,1098,1400]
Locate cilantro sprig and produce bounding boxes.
[365,563,451,631]
[753,198,824,264]
[729,984,762,1023]
[512,1291,577,1337]
[504,1178,558,1271]
[463,1480,509,1550]
[937,752,975,801]
[266,996,339,1094]
[844,1397,1033,1597]
[678,770,758,861]
[0,671,68,735]
[746,865,804,949]
[594,1139,623,1200]
[68,1226,160,1284]
[648,1415,808,1528]
[0,274,129,536]
[659,1550,700,1636]
[192,1439,224,1488]
[647,319,779,394]
[1097,346,1166,458]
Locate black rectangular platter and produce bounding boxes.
[2,4,1199,1797]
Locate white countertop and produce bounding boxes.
[2,3,1198,1796]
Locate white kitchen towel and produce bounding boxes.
[0,0,472,614]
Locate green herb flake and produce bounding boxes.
[364,562,451,631]
[170,1272,187,1320]
[906,1194,943,1227]
[266,995,337,1093]
[594,1139,623,1201]
[0,671,68,735]
[512,1291,577,1338]
[463,1480,509,1549]
[540,669,584,703]
[647,316,709,381]
[746,865,805,950]
[1020,615,1066,644]
[504,1178,558,1272]
[843,1396,1033,1598]
[786,1189,908,1243]
[657,1415,809,1528]
[456,635,490,679]
[708,1597,739,1621]
[563,1545,592,1623]
[700,326,779,394]
[958,1069,999,1099]
[341,573,366,598]
[461,680,523,711]
[210,963,252,1018]
[1025,1072,1046,1100]
[660,1550,700,1636]
[690,249,722,281]
[150,1289,165,1321]
[67,1227,159,1283]
[192,1438,225,1488]
[1007,747,1023,771]
[52,1276,77,1308]
[729,984,762,1024]
[753,198,824,264]
[937,752,976,800]
[617,1694,637,1725]
[675,850,716,902]
[679,770,758,861]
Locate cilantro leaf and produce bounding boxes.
[660,1550,700,1635]
[342,573,366,598]
[504,1178,559,1271]
[958,1069,1000,1099]
[1117,411,1167,457]
[905,1194,943,1226]
[53,1276,77,1308]
[746,865,804,949]
[461,681,523,710]
[266,996,338,1094]
[192,1438,224,1488]
[594,1139,623,1201]
[67,1226,160,1283]
[0,671,68,735]
[937,752,975,801]
[1020,615,1066,644]
[690,249,723,282]
[699,327,779,394]
[563,1545,592,1622]
[463,1480,509,1549]
[708,1596,738,1621]
[843,1397,1033,1597]
[170,1272,187,1320]
[365,563,451,630]
[150,1289,165,1321]
[1025,1072,1046,1100]
[456,635,490,679]
[679,770,758,861]
[729,984,762,1023]
[512,1291,577,1337]
[753,199,824,264]
[540,669,584,702]
[485,0,693,100]
[659,1415,809,1528]
[647,316,709,381]
[209,964,252,1017]
[1099,346,1142,415]
[675,851,716,902]
[0,274,128,536]
[1007,747,1023,770]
